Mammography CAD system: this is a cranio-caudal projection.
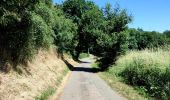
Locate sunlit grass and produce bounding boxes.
[95,48,170,100]
[35,68,69,100]
[79,53,90,59]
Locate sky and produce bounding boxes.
[53,0,170,33]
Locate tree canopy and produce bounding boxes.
[0,0,169,71]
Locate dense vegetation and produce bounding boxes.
[0,0,169,69]
[100,48,170,99]
[0,0,77,71]
[61,0,170,70]
[61,0,133,68]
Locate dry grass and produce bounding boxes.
[116,49,170,70]
[116,49,170,99]
[95,48,170,100]
[0,48,77,100]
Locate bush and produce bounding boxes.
[111,49,170,99]
[122,59,170,98]
[0,1,55,66]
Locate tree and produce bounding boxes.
[53,7,78,56]
[0,0,75,71]
[163,30,170,43]
[62,1,132,69]
[136,31,167,49]
[96,4,132,69]
[62,0,104,60]
[0,0,42,65]
[0,0,78,69]
[127,29,138,49]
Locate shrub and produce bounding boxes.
[0,1,55,70]
[111,49,170,99]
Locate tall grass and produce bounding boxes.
[108,48,170,99]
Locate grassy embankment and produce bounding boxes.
[0,48,77,100]
[35,51,77,100]
[35,68,69,100]
[93,48,170,100]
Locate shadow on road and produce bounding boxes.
[62,59,100,73]
[62,59,74,71]
[73,67,100,73]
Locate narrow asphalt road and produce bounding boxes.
[59,57,124,100]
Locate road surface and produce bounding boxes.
[59,57,124,100]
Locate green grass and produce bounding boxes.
[79,53,90,59]
[92,62,149,100]
[117,50,170,100]
[35,87,55,100]
[91,62,99,68]
[35,68,69,100]
[93,48,170,100]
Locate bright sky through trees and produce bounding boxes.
[53,0,170,32]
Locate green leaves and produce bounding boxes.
[54,13,78,53]
[127,28,168,50]
[94,4,132,69]
[62,0,132,64]
[0,0,75,66]
[28,11,54,49]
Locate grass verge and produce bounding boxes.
[93,49,170,100]
[92,62,149,100]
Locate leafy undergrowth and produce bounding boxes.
[93,49,170,100]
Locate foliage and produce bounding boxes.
[121,59,170,99]
[163,30,170,43]
[53,8,78,55]
[107,49,170,99]
[127,28,168,50]
[62,1,132,67]
[0,0,77,71]
[127,29,139,49]
[62,0,104,60]
[0,0,169,73]
[93,64,151,100]
[0,0,41,65]
[95,4,132,70]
